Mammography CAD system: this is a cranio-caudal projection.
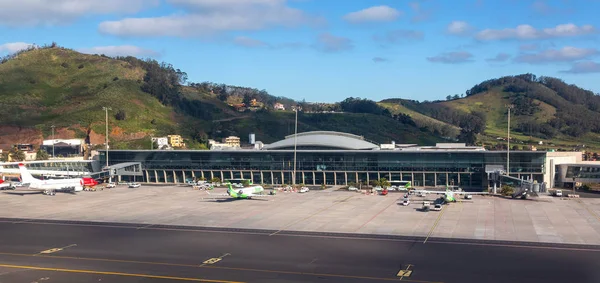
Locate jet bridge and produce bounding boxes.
[488,170,544,199]
[102,162,143,182]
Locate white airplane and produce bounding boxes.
[0,180,15,190]
[207,183,272,200]
[411,185,488,203]
[18,163,98,195]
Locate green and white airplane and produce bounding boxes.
[207,182,272,200]
[411,185,488,203]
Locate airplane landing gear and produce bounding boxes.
[43,190,56,196]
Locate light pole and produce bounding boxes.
[506,104,514,175]
[102,107,112,170]
[51,125,55,158]
[292,106,298,187]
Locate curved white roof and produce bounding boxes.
[263,131,379,150]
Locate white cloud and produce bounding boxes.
[99,0,322,37]
[408,1,433,23]
[168,0,284,10]
[373,29,424,44]
[0,42,35,53]
[372,57,390,63]
[77,45,159,57]
[531,1,554,15]
[519,44,539,51]
[561,61,600,74]
[515,46,599,64]
[343,5,402,23]
[0,0,158,26]
[427,51,474,64]
[447,21,473,36]
[313,33,353,53]
[475,23,597,40]
[233,36,270,48]
[486,53,511,62]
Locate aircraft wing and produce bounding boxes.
[248,193,273,197]
[412,190,488,195]
[449,191,489,195]
[413,190,447,194]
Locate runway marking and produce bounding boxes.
[201,253,231,266]
[0,252,441,283]
[577,200,600,222]
[269,195,354,236]
[3,219,600,251]
[354,198,398,232]
[308,258,318,265]
[12,219,35,224]
[0,264,242,283]
[423,207,446,244]
[397,264,413,280]
[203,265,440,283]
[137,224,155,230]
[36,244,77,255]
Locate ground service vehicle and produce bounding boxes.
[422,201,431,211]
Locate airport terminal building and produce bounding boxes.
[97,131,548,189]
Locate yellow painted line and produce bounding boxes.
[423,207,446,244]
[0,252,442,283]
[0,263,243,283]
[201,253,231,266]
[203,265,439,283]
[37,244,77,255]
[577,200,600,222]
[270,195,354,236]
[397,264,413,280]
[4,218,600,251]
[203,258,222,264]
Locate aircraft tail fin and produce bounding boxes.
[18,163,39,184]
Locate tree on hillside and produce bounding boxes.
[458,111,486,145]
[115,109,127,121]
[446,95,452,100]
[379,178,390,188]
[242,94,252,107]
[0,152,7,162]
[35,149,50,160]
[9,146,26,162]
[453,94,460,100]
[393,113,417,127]
[339,97,390,116]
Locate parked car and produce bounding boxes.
[299,187,310,193]
[401,199,410,206]
[348,186,358,191]
[128,183,141,188]
[432,204,443,211]
[106,182,116,188]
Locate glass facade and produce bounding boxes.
[99,150,545,189]
[566,165,600,179]
[1,161,95,173]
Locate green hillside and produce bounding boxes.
[378,101,460,138]
[0,46,442,149]
[385,74,600,151]
[213,111,443,145]
[0,46,176,146]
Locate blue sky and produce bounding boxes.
[1,0,600,102]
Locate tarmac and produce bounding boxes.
[0,219,600,283]
[1,184,600,246]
